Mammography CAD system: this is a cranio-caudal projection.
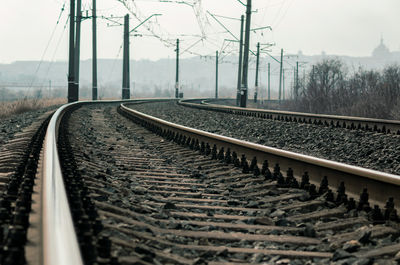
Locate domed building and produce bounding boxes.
[372,37,390,58]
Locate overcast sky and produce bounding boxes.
[0,0,399,64]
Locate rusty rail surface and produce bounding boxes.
[178,98,400,134]
[120,102,400,210]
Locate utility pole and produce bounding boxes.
[92,0,97,100]
[175,39,179,98]
[122,14,130,99]
[282,69,285,100]
[278,49,283,103]
[67,0,77,103]
[295,61,299,99]
[267,62,270,100]
[117,13,161,100]
[74,0,82,96]
[240,0,252,108]
[254,42,260,103]
[215,50,218,99]
[236,15,244,106]
[293,66,296,99]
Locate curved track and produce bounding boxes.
[2,99,400,264]
[30,99,170,265]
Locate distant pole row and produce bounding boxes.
[68,1,164,102]
[233,0,294,106]
[66,0,289,104]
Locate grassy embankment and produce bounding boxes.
[0,98,67,119]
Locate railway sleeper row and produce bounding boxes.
[114,104,400,263]
[0,113,52,264]
[119,106,398,224]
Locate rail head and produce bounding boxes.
[121,103,400,209]
[42,101,83,265]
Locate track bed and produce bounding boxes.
[56,103,400,264]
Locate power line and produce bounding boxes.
[39,15,70,91]
[112,1,288,72]
[107,42,124,83]
[272,0,295,29]
[28,2,66,91]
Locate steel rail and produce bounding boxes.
[42,101,83,265]
[120,102,400,210]
[178,98,400,134]
[40,98,173,265]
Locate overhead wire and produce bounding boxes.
[39,14,70,93]
[115,0,242,58]
[110,0,295,84]
[272,0,295,29]
[107,41,124,85]
[27,2,66,95]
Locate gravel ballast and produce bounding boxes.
[0,105,61,147]
[61,104,400,264]
[130,101,400,175]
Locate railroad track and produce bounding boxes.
[1,100,400,264]
[179,99,400,135]
[0,109,54,264]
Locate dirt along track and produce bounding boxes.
[130,101,400,176]
[54,102,400,264]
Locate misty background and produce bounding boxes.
[1,40,400,101]
[1,0,400,101]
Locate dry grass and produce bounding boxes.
[0,98,67,119]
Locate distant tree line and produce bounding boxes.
[284,59,400,120]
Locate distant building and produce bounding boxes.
[297,50,304,57]
[372,37,390,58]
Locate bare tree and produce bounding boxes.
[286,60,400,120]
[303,59,345,113]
